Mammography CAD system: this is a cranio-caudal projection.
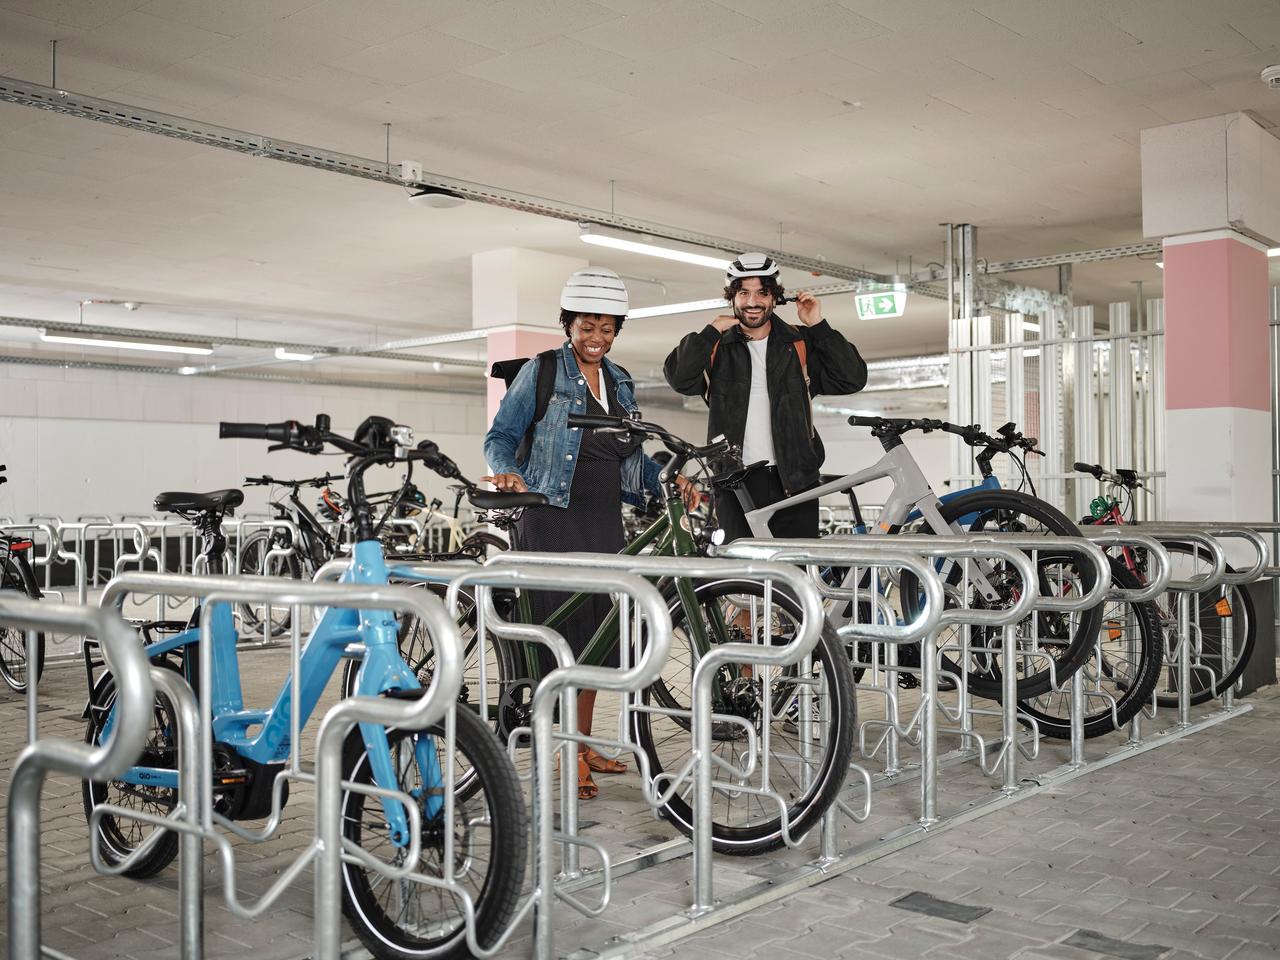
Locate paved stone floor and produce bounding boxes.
[2,636,1277,960]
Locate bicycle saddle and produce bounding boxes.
[467,490,548,510]
[154,489,245,513]
[706,460,769,488]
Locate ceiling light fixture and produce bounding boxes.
[579,225,731,271]
[628,298,729,319]
[408,186,467,209]
[274,347,315,361]
[1270,247,1279,257]
[40,329,214,355]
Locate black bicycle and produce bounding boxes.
[0,464,45,693]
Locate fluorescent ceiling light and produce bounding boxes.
[1269,248,1279,257]
[579,225,730,271]
[274,347,314,361]
[40,329,213,355]
[628,298,728,319]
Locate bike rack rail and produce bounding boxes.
[96,571,466,960]
[4,595,155,960]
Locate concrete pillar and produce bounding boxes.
[1140,112,1280,522]
[1161,231,1271,521]
[472,248,585,423]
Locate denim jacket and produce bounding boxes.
[483,341,663,509]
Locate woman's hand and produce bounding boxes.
[675,475,701,513]
[480,472,528,493]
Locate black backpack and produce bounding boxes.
[489,349,559,465]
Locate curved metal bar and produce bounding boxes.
[6,597,154,959]
[1126,525,1228,590]
[1138,523,1268,586]
[1079,529,1171,601]
[711,539,943,643]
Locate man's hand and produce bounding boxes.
[794,292,823,326]
[711,315,739,333]
[480,472,528,493]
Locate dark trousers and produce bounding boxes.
[715,465,819,542]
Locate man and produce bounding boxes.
[664,252,867,540]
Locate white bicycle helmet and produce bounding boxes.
[561,267,629,316]
[725,252,780,284]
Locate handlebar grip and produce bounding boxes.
[1072,461,1104,478]
[219,421,293,443]
[568,413,629,431]
[846,415,884,428]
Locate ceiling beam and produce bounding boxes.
[0,75,897,288]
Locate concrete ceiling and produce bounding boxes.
[1,0,1278,382]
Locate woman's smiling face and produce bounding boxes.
[569,313,618,365]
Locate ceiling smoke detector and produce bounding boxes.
[408,187,467,209]
[1263,65,1280,89]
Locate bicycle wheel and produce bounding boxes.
[900,489,1103,700]
[81,661,182,878]
[235,530,302,637]
[340,707,526,960]
[0,550,44,693]
[631,578,855,856]
[1017,558,1162,738]
[1153,541,1256,708]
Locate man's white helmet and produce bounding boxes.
[726,253,780,284]
[561,267,629,316]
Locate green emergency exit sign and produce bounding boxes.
[855,290,906,320]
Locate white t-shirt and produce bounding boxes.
[741,337,775,465]
[592,368,610,413]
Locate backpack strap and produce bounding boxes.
[512,349,559,465]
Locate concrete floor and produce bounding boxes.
[2,639,1277,960]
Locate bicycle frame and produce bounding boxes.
[509,491,708,679]
[98,538,438,845]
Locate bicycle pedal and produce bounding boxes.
[211,768,251,789]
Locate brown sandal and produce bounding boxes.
[582,747,627,775]
[576,754,598,800]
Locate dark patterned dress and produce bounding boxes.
[514,372,639,668]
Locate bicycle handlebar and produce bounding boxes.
[847,414,1041,455]
[568,413,737,463]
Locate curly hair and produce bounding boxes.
[560,309,626,336]
[723,275,786,303]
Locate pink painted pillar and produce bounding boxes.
[1162,231,1271,521]
[485,326,564,423]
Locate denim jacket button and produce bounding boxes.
[575,398,582,404]
[565,454,572,460]
[577,378,584,385]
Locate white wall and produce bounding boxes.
[0,362,492,519]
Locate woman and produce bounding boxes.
[483,267,699,799]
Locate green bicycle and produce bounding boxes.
[383,415,855,855]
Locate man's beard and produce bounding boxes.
[734,305,771,329]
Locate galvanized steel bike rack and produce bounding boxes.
[5,595,155,960]
[94,572,465,960]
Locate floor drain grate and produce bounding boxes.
[889,890,992,924]
[1064,929,1169,960]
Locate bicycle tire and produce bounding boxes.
[1153,541,1256,708]
[899,488,1103,701]
[340,706,527,960]
[82,660,182,879]
[631,578,855,856]
[0,549,44,693]
[235,530,303,637]
[1017,558,1163,738]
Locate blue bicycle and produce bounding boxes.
[82,414,543,960]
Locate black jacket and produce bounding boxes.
[663,317,868,494]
